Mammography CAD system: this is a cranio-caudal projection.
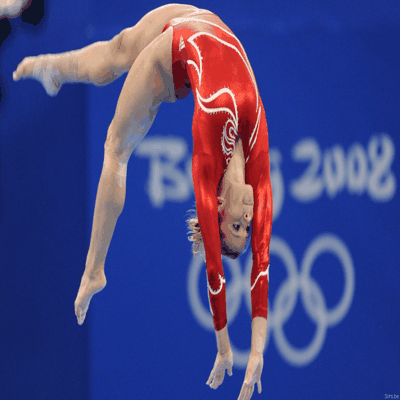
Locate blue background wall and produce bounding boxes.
[1,1,399,399]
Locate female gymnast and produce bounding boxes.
[13,4,272,399]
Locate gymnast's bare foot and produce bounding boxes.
[74,269,107,325]
[13,55,63,96]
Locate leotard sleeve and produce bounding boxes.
[245,148,273,321]
[192,153,228,331]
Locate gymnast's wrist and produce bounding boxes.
[216,325,231,355]
[250,316,267,355]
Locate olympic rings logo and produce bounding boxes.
[187,233,355,368]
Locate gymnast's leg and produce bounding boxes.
[12,4,197,96]
[12,28,145,96]
[74,26,175,325]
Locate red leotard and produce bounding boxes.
[163,12,272,331]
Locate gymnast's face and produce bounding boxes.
[219,181,254,257]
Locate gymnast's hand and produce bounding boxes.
[206,349,233,389]
[13,55,63,96]
[238,352,263,400]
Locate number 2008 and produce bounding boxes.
[290,134,396,202]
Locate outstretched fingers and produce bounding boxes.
[206,368,214,386]
[206,364,223,388]
[209,369,225,389]
[249,384,255,399]
[238,383,255,400]
[206,351,233,389]
[238,385,248,400]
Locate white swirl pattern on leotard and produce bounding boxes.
[173,18,261,165]
[179,35,185,51]
[184,18,259,110]
[250,264,269,291]
[207,273,226,296]
[195,86,239,163]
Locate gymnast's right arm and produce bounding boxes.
[192,154,227,331]
[191,153,234,388]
